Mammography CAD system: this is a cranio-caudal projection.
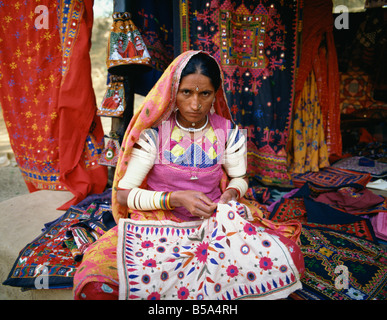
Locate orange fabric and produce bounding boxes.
[288,72,330,174]
[295,0,342,157]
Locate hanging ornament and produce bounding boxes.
[97,75,126,117]
[106,12,153,76]
[98,132,121,167]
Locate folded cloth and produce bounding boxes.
[359,157,375,167]
[315,187,384,215]
[371,212,387,241]
[367,179,387,191]
[332,156,387,178]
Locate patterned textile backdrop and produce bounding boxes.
[129,0,176,96]
[179,0,302,187]
[0,0,108,208]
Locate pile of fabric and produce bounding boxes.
[2,190,114,290]
[3,167,387,300]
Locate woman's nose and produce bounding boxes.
[190,94,200,110]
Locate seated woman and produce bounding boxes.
[73,51,304,300]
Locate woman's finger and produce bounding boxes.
[198,194,215,206]
[193,202,216,219]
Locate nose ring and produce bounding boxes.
[198,104,202,110]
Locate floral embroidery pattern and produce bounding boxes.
[117,201,302,300]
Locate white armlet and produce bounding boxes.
[118,129,157,189]
[223,127,247,178]
[226,177,248,199]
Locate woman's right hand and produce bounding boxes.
[170,190,217,220]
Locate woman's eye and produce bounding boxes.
[202,91,211,97]
[182,89,190,95]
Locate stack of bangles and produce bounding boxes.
[225,177,248,199]
[127,188,175,211]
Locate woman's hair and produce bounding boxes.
[180,52,221,91]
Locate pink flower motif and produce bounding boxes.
[141,241,154,248]
[259,257,273,270]
[226,265,239,278]
[147,292,161,300]
[243,223,257,235]
[143,259,157,268]
[177,287,189,300]
[195,242,209,263]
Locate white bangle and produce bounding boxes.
[226,177,248,199]
[127,188,139,209]
[127,188,174,211]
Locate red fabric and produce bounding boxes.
[359,128,376,143]
[0,0,107,209]
[75,282,119,300]
[315,188,384,215]
[295,0,342,156]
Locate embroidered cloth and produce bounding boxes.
[294,0,341,156]
[332,156,387,179]
[117,201,303,300]
[296,227,387,300]
[179,0,303,187]
[291,167,372,190]
[3,207,85,289]
[269,197,377,243]
[3,196,114,290]
[287,72,330,173]
[0,0,107,208]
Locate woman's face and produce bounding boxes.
[176,73,216,128]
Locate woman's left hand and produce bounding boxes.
[218,189,239,204]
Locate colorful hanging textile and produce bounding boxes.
[0,0,107,209]
[287,72,330,173]
[294,0,341,156]
[125,1,176,96]
[179,0,303,187]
